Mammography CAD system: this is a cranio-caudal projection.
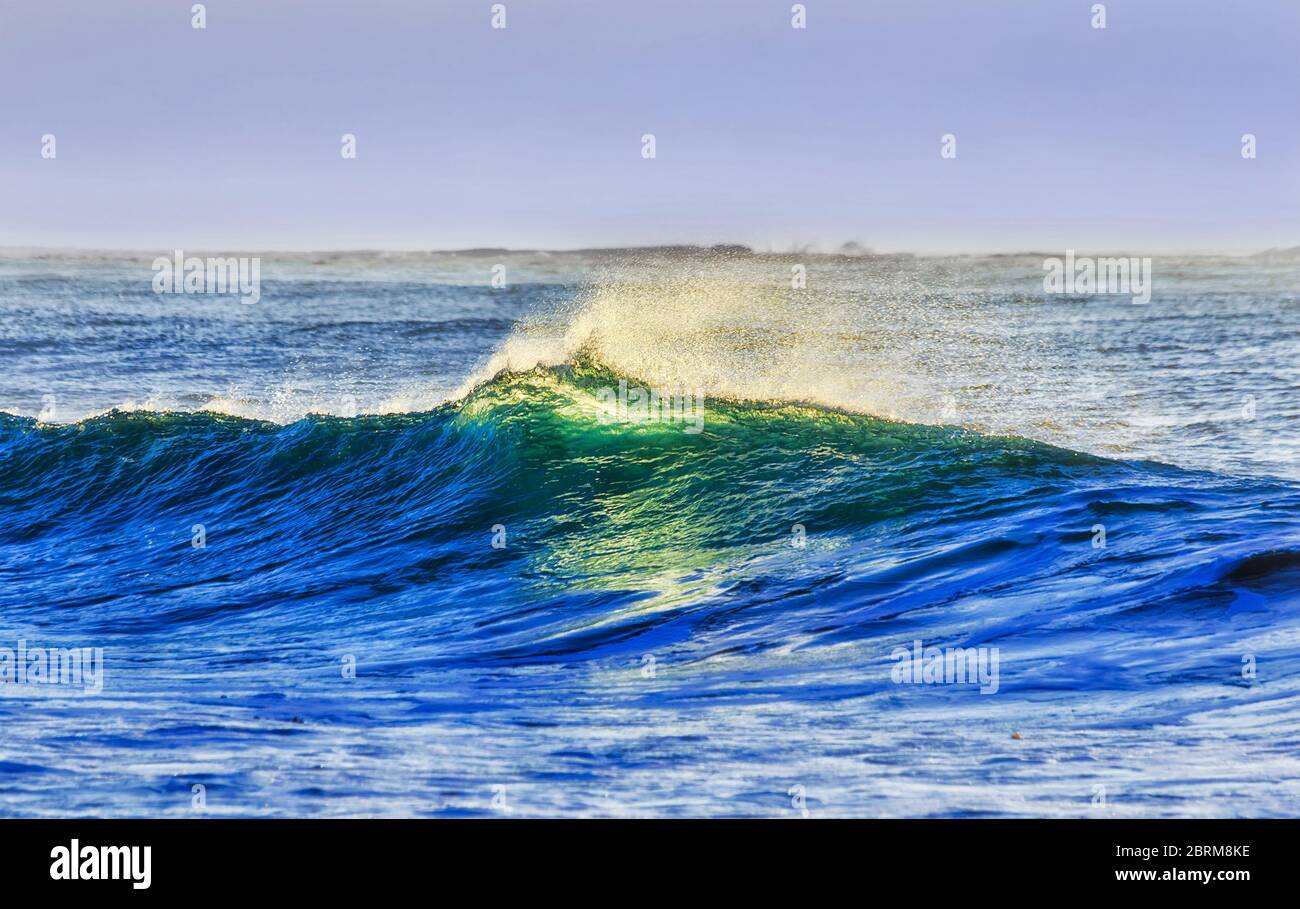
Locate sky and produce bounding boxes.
[1,0,1297,253]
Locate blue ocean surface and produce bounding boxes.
[1,250,1297,816]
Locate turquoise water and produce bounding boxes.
[1,251,1297,816]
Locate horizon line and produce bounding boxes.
[1,243,1297,260]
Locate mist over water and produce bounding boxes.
[1,251,1298,816]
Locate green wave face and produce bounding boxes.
[451,361,1118,603]
[0,359,1133,629]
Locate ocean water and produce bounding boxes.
[1,250,1297,817]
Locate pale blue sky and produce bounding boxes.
[1,0,1297,252]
